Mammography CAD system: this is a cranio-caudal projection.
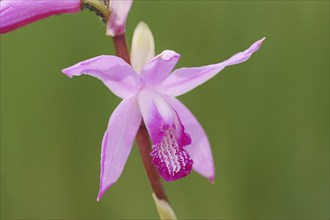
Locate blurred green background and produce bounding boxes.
[1,1,329,219]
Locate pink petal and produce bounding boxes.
[159,38,265,97]
[165,96,215,181]
[0,0,81,34]
[140,50,180,84]
[138,88,174,144]
[106,0,132,36]
[137,88,192,181]
[62,55,142,99]
[97,97,142,201]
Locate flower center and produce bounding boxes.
[150,129,193,181]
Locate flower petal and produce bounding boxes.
[97,97,142,201]
[62,55,142,99]
[140,50,180,84]
[138,88,192,181]
[0,0,81,34]
[131,22,155,74]
[165,96,215,181]
[159,38,265,97]
[106,0,132,36]
[138,88,174,144]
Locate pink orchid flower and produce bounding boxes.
[0,0,132,36]
[107,0,132,36]
[0,0,81,34]
[62,22,265,201]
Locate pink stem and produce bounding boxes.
[112,34,169,202]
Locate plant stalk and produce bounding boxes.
[112,33,169,202]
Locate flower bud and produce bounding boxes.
[152,193,177,220]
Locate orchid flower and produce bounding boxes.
[106,0,132,36]
[0,0,132,36]
[0,0,81,34]
[62,22,264,201]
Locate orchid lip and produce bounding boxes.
[150,127,193,181]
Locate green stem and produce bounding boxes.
[83,0,109,23]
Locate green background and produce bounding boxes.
[1,1,329,219]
